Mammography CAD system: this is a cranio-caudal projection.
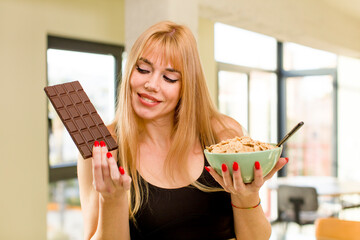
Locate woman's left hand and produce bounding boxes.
[206,157,288,200]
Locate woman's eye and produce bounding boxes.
[163,75,178,83]
[136,65,149,74]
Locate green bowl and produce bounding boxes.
[204,144,282,183]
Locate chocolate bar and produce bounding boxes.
[44,81,118,159]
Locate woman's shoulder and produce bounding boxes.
[211,114,246,141]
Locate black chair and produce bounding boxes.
[274,184,339,239]
[277,185,320,226]
[272,185,319,239]
[272,185,338,239]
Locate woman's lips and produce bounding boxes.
[138,93,161,106]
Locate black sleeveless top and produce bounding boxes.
[129,160,235,240]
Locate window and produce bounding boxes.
[215,22,277,71]
[282,42,337,177]
[215,23,338,178]
[218,70,248,129]
[47,49,116,166]
[248,71,277,143]
[214,23,342,219]
[46,36,124,240]
[217,67,278,143]
[215,23,278,143]
[215,23,278,217]
[337,56,360,181]
[283,43,337,70]
[285,75,335,176]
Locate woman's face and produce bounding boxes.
[130,53,182,122]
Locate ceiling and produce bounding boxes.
[319,0,360,20]
[197,0,360,57]
[198,0,360,22]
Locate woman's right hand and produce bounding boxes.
[92,140,132,200]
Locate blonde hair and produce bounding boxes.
[114,21,224,220]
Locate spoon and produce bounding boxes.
[276,121,304,147]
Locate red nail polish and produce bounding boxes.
[100,141,106,147]
[119,166,125,175]
[233,162,239,171]
[255,161,260,170]
[285,157,289,163]
[205,166,210,172]
[222,164,227,172]
[106,152,112,158]
[94,141,99,147]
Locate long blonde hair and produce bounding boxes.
[114,21,224,220]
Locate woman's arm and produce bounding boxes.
[226,157,288,240]
[209,115,287,239]
[77,142,131,240]
[77,153,99,239]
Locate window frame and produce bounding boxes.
[46,36,124,182]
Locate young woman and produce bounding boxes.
[77,21,288,240]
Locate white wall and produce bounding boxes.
[198,17,217,105]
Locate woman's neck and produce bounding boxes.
[140,118,174,149]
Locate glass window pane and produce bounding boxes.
[47,49,116,166]
[218,71,248,129]
[215,23,277,71]
[283,43,337,70]
[338,56,360,181]
[47,179,82,240]
[248,71,277,143]
[286,75,334,176]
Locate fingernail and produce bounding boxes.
[119,166,125,175]
[285,157,289,163]
[100,141,106,147]
[106,152,112,158]
[255,161,260,170]
[205,166,210,172]
[233,162,239,171]
[94,141,99,147]
[222,164,227,172]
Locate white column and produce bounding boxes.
[125,0,198,52]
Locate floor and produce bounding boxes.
[270,222,316,240]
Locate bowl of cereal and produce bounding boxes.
[204,136,282,183]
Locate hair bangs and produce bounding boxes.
[140,34,184,77]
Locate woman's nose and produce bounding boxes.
[144,74,160,92]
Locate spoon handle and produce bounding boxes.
[276,121,304,147]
